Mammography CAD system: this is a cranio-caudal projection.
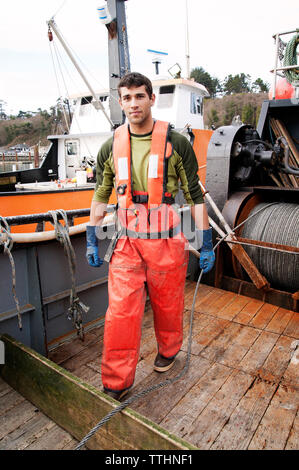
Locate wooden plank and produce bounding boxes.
[266,307,295,335]
[259,335,298,384]
[233,299,264,325]
[186,316,229,356]
[0,334,197,450]
[211,378,277,450]
[24,424,77,450]
[274,118,299,165]
[0,377,12,398]
[185,370,254,449]
[74,364,102,390]
[181,312,213,353]
[0,413,56,450]
[238,331,279,376]
[136,352,163,389]
[48,327,103,365]
[61,438,82,450]
[0,400,38,440]
[249,303,279,330]
[215,295,251,321]
[199,291,237,317]
[0,388,25,416]
[131,352,211,424]
[160,363,234,438]
[248,385,299,450]
[183,282,213,310]
[230,243,270,290]
[188,289,218,313]
[200,321,244,363]
[282,340,299,389]
[285,410,299,450]
[283,312,299,339]
[216,325,261,369]
[194,289,229,315]
[59,339,104,373]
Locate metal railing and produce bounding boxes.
[272,28,299,100]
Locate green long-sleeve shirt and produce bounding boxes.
[93,129,204,205]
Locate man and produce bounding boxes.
[86,72,215,400]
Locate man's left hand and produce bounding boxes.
[199,228,215,274]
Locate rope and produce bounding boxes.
[283,32,299,84]
[0,217,22,330]
[48,210,89,340]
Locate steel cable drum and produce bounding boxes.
[241,203,299,292]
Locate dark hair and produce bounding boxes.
[118,72,153,98]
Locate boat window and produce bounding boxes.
[157,85,175,108]
[81,96,93,105]
[99,95,108,102]
[65,141,78,156]
[190,93,203,115]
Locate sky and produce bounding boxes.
[1,0,299,115]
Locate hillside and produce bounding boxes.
[0,92,269,150]
[203,92,268,129]
[0,111,68,150]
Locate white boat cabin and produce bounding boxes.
[48,78,209,181]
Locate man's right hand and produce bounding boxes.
[86,225,103,268]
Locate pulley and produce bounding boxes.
[48,27,53,42]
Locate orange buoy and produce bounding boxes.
[269,77,295,100]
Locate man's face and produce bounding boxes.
[118,85,155,127]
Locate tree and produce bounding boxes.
[17,110,33,119]
[0,100,7,120]
[207,108,220,128]
[251,78,269,93]
[223,73,251,95]
[242,103,256,125]
[190,67,221,97]
[223,100,242,125]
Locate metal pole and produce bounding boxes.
[185,0,190,79]
[47,18,114,128]
[273,33,280,100]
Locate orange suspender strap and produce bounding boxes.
[113,124,132,209]
[147,120,171,207]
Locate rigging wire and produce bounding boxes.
[49,35,96,159]
[48,40,69,134]
[53,24,120,107]
[51,0,68,20]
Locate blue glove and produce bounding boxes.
[199,228,215,274]
[86,225,103,268]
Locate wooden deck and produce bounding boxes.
[46,280,299,450]
[0,377,79,450]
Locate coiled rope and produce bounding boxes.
[283,32,299,84]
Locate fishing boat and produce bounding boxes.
[0,0,299,452]
[0,3,209,235]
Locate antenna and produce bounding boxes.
[147,49,168,75]
[185,0,190,79]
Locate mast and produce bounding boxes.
[185,0,190,79]
[103,0,131,127]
